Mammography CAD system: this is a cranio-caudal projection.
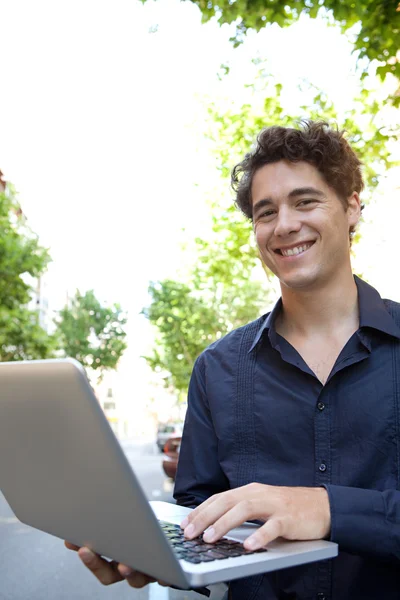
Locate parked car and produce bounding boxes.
[156,423,183,452]
[162,436,181,480]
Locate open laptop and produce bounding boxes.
[0,359,338,590]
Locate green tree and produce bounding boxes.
[146,0,399,92]
[143,274,267,400]
[0,187,56,361]
[56,290,128,380]
[143,280,223,399]
[143,188,270,399]
[143,77,397,399]
[207,79,398,195]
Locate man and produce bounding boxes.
[67,121,400,599]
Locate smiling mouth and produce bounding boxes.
[275,242,315,257]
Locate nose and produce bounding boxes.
[274,206,301,237]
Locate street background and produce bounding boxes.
[0,1,398,599]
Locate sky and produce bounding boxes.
[0,0,399,374]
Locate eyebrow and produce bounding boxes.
[288,187,326,199]
[252,187,326,216]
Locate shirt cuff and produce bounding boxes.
[322,484,389,557]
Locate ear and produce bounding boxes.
[347,192,361,229]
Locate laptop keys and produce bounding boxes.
[158,521,267,564]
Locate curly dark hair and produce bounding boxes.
[231,120,364,240]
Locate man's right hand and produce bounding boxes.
[64,541,169,588]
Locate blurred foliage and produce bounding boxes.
[143,232,268,398]
[144,0,400,103]
[0,187,56,361]
[56,290,128,380]
[144,0,399,401]
[143,75,397,399]
[143,122,273,397]
[208,79,398,193]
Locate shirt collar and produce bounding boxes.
[248,275,400,353]
[355,276,400,339]
[248,297,282,353]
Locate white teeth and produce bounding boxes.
[280,243,312,257]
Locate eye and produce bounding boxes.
[257,209,276,220]
[298,199,316,207]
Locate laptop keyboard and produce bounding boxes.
[159,521,267,564]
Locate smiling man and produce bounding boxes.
[174,121,400,599]
[69,121,400,599]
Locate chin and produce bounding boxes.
[278,271,321,291]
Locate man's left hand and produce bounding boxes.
[180,484,331,550]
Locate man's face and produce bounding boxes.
[251,160,360,291]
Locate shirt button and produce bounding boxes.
[317,402,325,411]
[319,463,327,472]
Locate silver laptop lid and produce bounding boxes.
[0,358,187,588]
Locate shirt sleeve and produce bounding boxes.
[173,353,230,508]
[324,484,400,562]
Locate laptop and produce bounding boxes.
[0,359,338,590]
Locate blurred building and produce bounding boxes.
[93,362,156,440]
[27,273,53,332]
[16,206,53,332]
[96,379,122,437]
[0,170,5,192]
[90,345,186,442]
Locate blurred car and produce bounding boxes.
[162,436,181,480]
[156,423,183,452]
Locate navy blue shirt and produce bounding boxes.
[174,277,400,600]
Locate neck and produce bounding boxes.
[277,268,359,337]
